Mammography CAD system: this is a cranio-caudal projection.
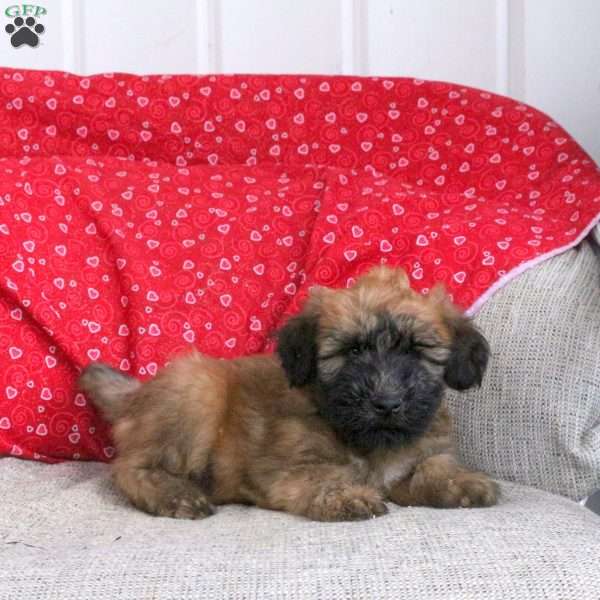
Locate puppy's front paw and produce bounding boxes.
[154,488,215,520]
[440,471,499,508]
[411,454,499,508]
[309,484,388,521]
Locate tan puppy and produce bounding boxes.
[80,266,498,521]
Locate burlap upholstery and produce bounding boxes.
[1,458,599,600]
[449,236,600,500]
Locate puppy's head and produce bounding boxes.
[276,266,489,451]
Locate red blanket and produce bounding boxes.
[1,69,599,462]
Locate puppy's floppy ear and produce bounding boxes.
[444,316,489,391]
[430,284,489,391]
[276,313,319,387]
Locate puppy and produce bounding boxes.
[80,266,498,521]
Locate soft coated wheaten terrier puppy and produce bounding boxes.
[80,266,498,521]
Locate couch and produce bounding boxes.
[1,231,599,600]
[1,69,599,599]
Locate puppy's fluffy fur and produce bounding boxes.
[80,266,498,521]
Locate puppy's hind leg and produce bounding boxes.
[86,353,225,519]
[108,397,217,520]
[113,455,214,520]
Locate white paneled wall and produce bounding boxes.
[218,0,343,73]
[0,0,598,161]
[82,0,198,74]
[367,1,499,91]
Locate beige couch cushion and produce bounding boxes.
[449,236,600,500]
[0,458,599,600]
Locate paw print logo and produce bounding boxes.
[5,16,45,48]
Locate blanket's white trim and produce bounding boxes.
[466,213,600,316]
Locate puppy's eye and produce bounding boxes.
[349,345,362,356]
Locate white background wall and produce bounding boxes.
[0,0,598,162]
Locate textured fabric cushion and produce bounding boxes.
[592,222,600,249]
[0,458,599,600]
[449,236,600,500]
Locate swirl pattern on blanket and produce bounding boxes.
[0,69,598,461]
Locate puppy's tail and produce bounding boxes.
[79,363,141,423]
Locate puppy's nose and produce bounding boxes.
[371,396,402,415]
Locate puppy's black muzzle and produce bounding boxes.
[317,351,443,450]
